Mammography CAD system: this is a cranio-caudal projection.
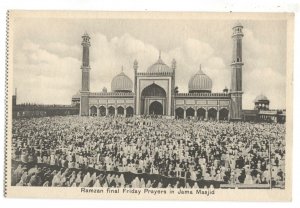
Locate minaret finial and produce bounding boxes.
[172,58,176,70]
[159,50,161,59]
[133,59,138,71]
[198,64,203,73]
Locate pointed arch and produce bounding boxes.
[90,106,97,116]
[141,83,166,97]
[175,107,184,119]
[126,106,134,117]
[186,107,195,118]
[117,106,124,115]
[99,106,106,116]
[108,106,115,116]
[208,108,217,121]
[219,108,229,121]
[197,108,206,120]
[149,101,163,115]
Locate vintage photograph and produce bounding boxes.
[5,11,293,200]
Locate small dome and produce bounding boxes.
[147,52,173,73]
[255,94,269,102]
[111,70,133,92]
[223,86,228,93]
[188,66,212,93]
[102,87,107,93]
[72,91,80,99]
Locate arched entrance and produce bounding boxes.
[90,106,97,116]
[219,108,229,121]
[197,108,206,120]
[99,106,106,116]
[208,108,217,121]
[108,106,115,116]
[149,101,163,115]
[175,107,184,119]
[126,106,134,117]
[117,106,124,115]
[186,107,195,118]
[141,83,166,115]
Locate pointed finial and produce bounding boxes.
[133,59,138,71]
[159,50,161,59]
[121,65,124,72]
[172,58,176,69]
[198,64,204,74]
[83,31,89,37]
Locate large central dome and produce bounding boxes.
[188,66,212,93]
[147,52,173,73]
[111,69,133,92]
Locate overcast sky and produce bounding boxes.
[12,14,287,109]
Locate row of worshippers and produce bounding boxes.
[12,164,219,188]
[12,116,285,186]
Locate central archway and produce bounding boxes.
[141,83,166,97]
[149,101,163,115]
[141,83,166,115]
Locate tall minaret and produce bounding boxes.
[80,32,91,116]
[230,22,244,120]
[133,59,138,115]
[171,58,176,116]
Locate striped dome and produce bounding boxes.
[111,71,133,92]
[147,53,173,73]
[188,67,212,93]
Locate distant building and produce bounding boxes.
[12,90,79,118]
[254,94,270,110]
[242,95,286,123]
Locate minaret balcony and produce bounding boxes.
[231,61,244,66]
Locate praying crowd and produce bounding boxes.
[11,116,285,188]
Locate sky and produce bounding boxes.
[12,13,287,109]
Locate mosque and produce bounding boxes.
[71,22,285,122]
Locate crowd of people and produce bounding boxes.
[11,116,285,188]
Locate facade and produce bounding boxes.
[76,23,245,121]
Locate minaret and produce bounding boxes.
[230,22,244,120]
[133,59,138,115]
[80,32,91,116]
[171,58,176,116]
